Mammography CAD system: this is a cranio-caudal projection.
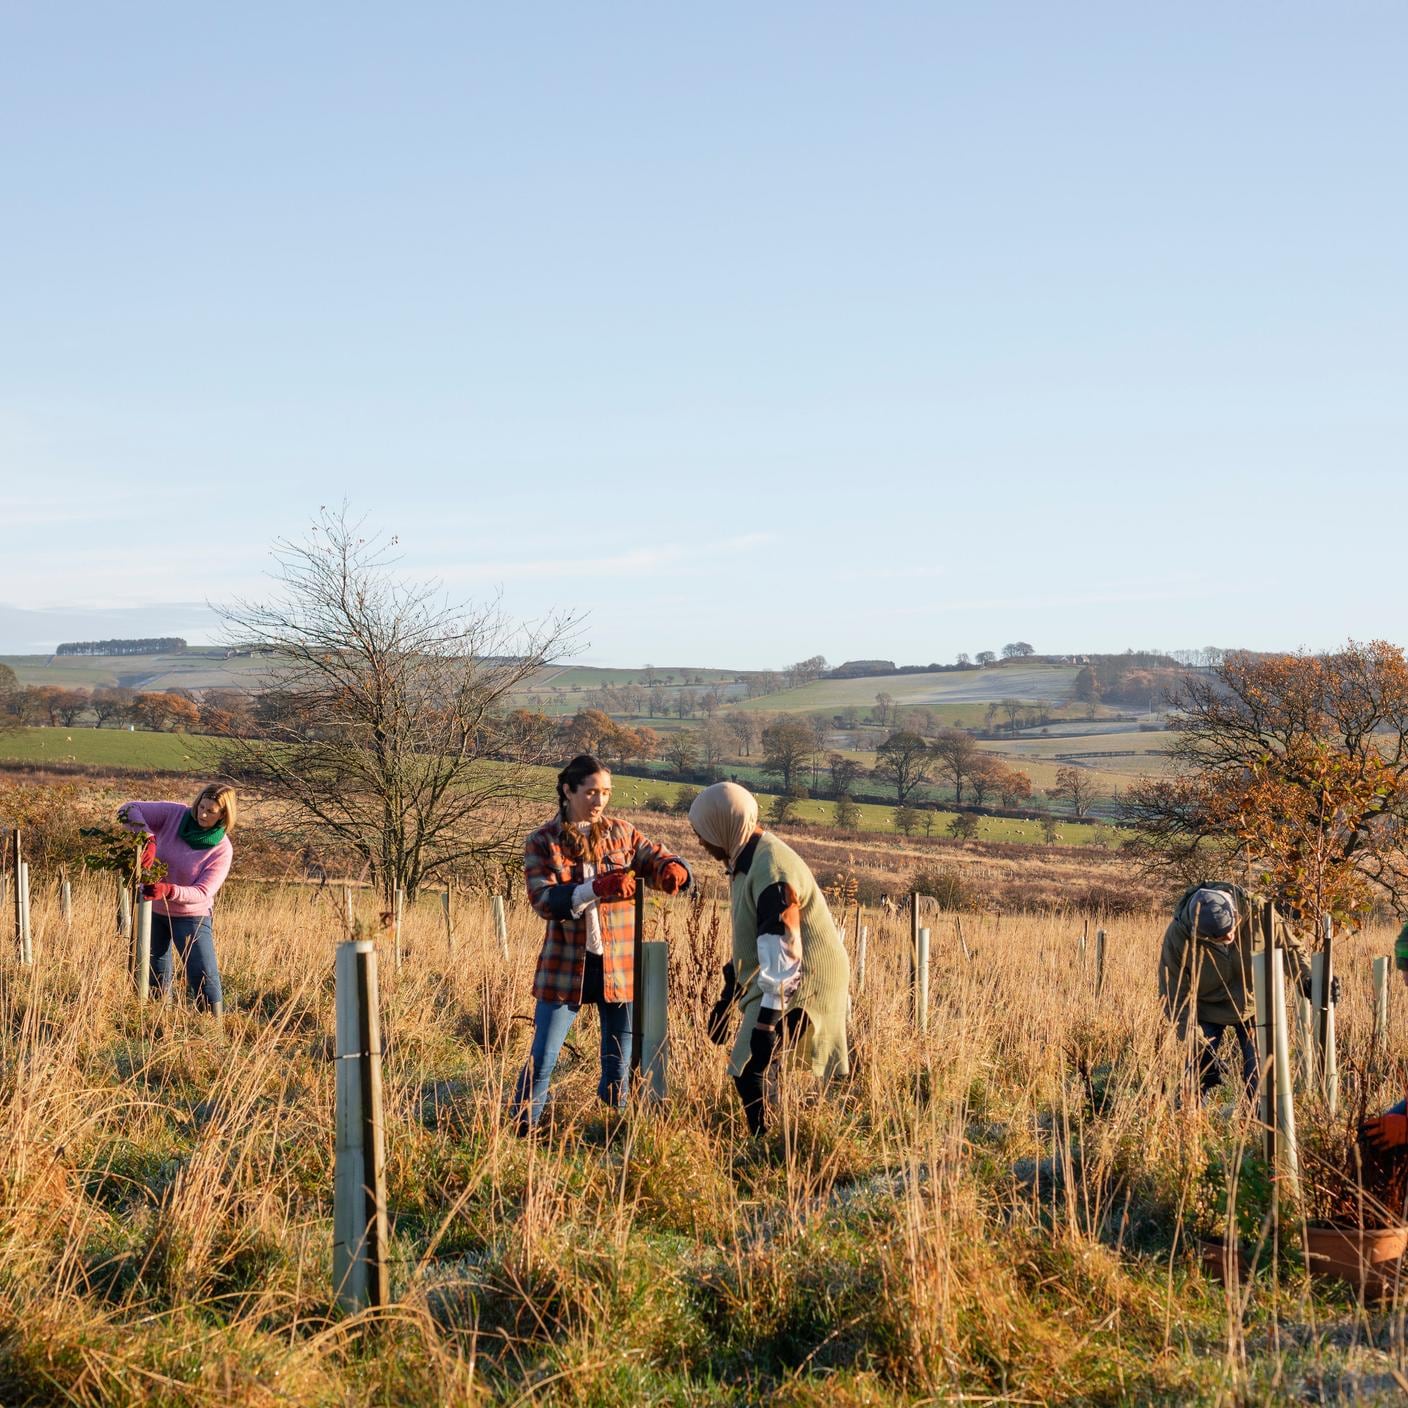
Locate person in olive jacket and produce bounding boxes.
[1158,882,1333,1101]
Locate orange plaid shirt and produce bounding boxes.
[524,815,689,1004]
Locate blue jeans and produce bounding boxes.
[1197,1019,1258,1101]
[151,913,223,1011]
[512,953,632,1129]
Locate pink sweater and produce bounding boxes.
[120,800,234,917]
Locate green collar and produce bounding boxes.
[178,808,226,850]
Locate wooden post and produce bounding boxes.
[856,925,868,994]
[915,926,930,1034]
[955,916,973,961]
[492,894,509,961]
[1310,953,1340,1113]
[60,879,73,926]
[343,885,354,934]
[1093,928,1106,996]
[631,885,646,1075]
[1374,955,1391,1049]
[441,887,454,953]
[17,862,32,965]
[134,898,152,1001]
[333,938,390,1312]
[638,941,669,1101]
[1315,912,1336,1106]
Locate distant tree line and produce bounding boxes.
[55,638,187,656]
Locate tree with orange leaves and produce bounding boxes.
[1124,641,1408,928]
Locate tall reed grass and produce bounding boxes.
[1,866,1406,1404]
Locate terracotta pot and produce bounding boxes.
[1199,1237,1251,1285]
[1304,1224,1408,1297]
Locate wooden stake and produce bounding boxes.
[333,938,389,1312]
[1093,928,1106,996]
[956,916,973,962]
[343,885,354,934]
[1316,912,1335,1098]
[631,885,646,1075]
[857,925,868,994]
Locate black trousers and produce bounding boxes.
[734,1008,807,1136]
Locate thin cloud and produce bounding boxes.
[435,533,776,584]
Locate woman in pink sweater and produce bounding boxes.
[118,783,236,1014]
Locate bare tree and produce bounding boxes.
[217,507,577,902]
[930,728,980,803]
[874,731,933,803]
[1047,764,1098,818]
[727,711,761,758]
[663,730,699,776]
[761,715,817,795]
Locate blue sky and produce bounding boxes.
[2,3,1404,665]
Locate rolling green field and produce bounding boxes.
[726,663,1082,715]
[0,727,1111,845]
[1,650,275,691]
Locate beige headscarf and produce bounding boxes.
[688,781,760,869]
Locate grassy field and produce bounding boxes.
[0,728,1116,846]
[726,663,1082,715]
[2,877,1405,1404]
[1,651,276,691]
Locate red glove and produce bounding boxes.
[1360,1114,1408,1151]
[142,882,176,903]
[140,834,157,870]
[657,860,689,895]
[592,870,637,902]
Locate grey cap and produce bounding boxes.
[1189,887,1236,938]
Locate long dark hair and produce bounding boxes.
[557,754,610,863]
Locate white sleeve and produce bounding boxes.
[570,880,598,918]
[756,931,803,1011]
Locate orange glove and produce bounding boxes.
[657,860,689,895]
[142,882,176,902]
[1360,1114,1408,1151]
[592,870,637,902]
[140,834,157,870]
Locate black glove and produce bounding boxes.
[707,962,737,1045]
[1299,971,1342,1003]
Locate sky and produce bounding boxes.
[2,3,1405,667]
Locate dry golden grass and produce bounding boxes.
[3,848,1408,1405]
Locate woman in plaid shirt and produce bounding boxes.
[511,753,691,1133]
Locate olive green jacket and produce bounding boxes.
[728,831,851,1081]
[1157,882,1310,1032]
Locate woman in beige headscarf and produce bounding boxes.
[688,781,850,1135]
